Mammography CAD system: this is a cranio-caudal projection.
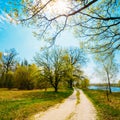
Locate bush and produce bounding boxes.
[14,66,34,90]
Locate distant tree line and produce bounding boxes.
[0,47,89,92]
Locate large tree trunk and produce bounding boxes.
[54,86,58,92]
[52,76,59,92]
[108,80,112,93]
[68,79,73,88]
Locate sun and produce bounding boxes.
[47,0,70,15]
[53,0,69,14]
[34,0,71,17]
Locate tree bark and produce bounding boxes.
[106,70,112,93]
[68,79,73,89]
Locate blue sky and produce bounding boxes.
[0,23,41,62]
[0,21,79,62]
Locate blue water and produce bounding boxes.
[88,86,120,92]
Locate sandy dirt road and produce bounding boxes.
[33,89,97,120]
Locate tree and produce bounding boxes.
[5,71,14,89]
[67,47,86,66]
[0,70,14,89]
[34,46,86,91]
[5,0,120,53]
[34,47,66,92]
[94,54,118,94]
[81,77,90,89]
[14,64,37,90]
[21,59,29,66]
[0,49,18,88]
[63,47,86,88]
[1,48,18,73]
[34,71,51,90]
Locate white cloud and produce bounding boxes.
[3,52,8,56]
[5,13,20,25]
[0,10,20,26]
[0,16,4,23]
[0,15,5,31]
[0,14,6,21]
[0,11,7,27]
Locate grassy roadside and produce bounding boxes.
[83,89,120,120]
[0,88,73,120]
[76,90,80,105]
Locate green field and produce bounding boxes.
[83,89,120,120]
[0,88,73,120]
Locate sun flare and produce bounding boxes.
[33,0,71,16]
[53,0,69,14]
[48,0,70,15]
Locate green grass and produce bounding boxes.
[0,88,73,120]
[76,90,80,105]
[83,89,120,120]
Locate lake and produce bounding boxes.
[88,86,120,92]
